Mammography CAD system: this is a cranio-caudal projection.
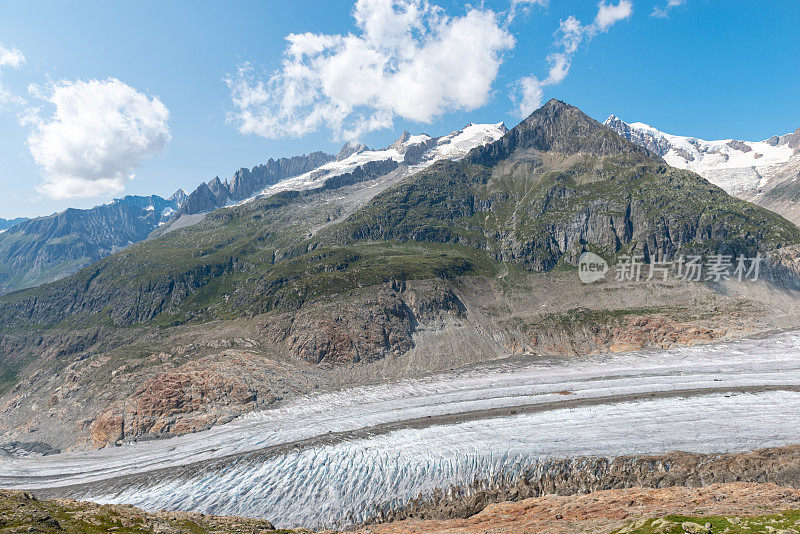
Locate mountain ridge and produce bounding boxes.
[605,114,800,224]
[0,193,185,295]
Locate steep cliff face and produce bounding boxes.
[0,194,184,295]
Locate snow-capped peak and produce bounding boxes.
[243,122,507,201]
[605,115,798,196]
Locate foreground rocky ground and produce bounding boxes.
[0,490,291,533]
[4,483,800,534]
[355,483,800,534]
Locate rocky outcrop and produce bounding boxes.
[87,349,296,448]
[262,281,464,365]
[604,114,673,156]
[178,151,334,216]
[337,142,369,161]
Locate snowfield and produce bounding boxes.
[605,115,798,195]
[235,122,507,202]
[3,332,800,527]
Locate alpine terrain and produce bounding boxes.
[2,100,800,530]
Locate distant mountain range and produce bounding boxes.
[0,218,29,232]
[0,192,186,295]
[605,115,800,224]
[165,122,507,229]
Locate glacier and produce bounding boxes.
[604,114,797,196]
[2,331,800,527]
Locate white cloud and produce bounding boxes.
[652,0,685,17]
[226,0,515,141]
[26,78,170,199]
[0,42,26,109]
[595,0,634,31]
[513,1,633,117]
[508,0,548,22]
[0,42,25,69]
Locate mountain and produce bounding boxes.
[1,99,800,451]
[0,193,184,295]
[605,115,800,224]
[257,122,508,196]
[164,123,508,232]
[0,217,28,232]
[171,152,335,222]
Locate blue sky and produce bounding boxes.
[0,0,797,219]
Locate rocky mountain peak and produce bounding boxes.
[389,131,413,154]
[788,127,800,152]
[517,99,650,156]
[465,99,651,167]
[168,188,188,205]
[337,142,369,161]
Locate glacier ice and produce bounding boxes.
[2,332,800,527]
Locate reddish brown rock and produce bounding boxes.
[355,482,800,534]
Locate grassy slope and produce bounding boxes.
[0,490,291,533]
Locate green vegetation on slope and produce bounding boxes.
[0,490,290,534]
[614,511,800,533]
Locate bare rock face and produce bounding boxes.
[262,281,464,365]
[179,152,335,217]
[88,349,296,448]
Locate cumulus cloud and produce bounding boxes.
[0,42,25,69]
[226,0,515,141]
[513,1,632,117]
[651,0,685,17]
[595,0,634,30]
[26,78,170,199]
